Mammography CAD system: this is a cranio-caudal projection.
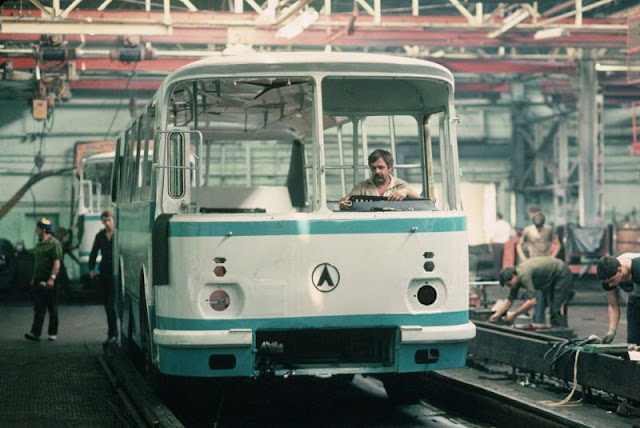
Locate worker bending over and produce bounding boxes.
[490,256,573,328]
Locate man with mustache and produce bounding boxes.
[339,149,420,206]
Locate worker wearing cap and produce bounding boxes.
[25,218,63,341]
[596,253,640,345]
[490,256,573,328]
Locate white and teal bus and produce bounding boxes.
[111,52,474,401]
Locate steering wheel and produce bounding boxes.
[339,194,389,211]
[347,195,389,202]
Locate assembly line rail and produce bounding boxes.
[469,321,640,402]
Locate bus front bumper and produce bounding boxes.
[154,328,252,348]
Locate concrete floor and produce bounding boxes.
[0,298,124,427]
[0,276,633,427]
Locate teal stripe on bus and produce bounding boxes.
[169,216,466,237]
[156,310,469,331]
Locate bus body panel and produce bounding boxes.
[140,212,473,377]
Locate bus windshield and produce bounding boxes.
[162,70,458,214]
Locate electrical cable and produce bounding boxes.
[539,335,601,407]
[43,102,55,133]
[104,63,138,140]
[539,349,582,407]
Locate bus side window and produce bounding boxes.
[140,104,155,201]
[129,118,140,203]
[133,115,144,202]
[111,138,122,203]
[121,129,132,203]
[168,132,186,198]
[286,139,307,209]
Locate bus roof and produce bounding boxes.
[168,52,454,86]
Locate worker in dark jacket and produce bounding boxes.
[89,209,117,345]
[490,256,573,327]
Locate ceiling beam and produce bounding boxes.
[0,5,630,106]
[0,20,173,35]
[0,8,625,33]
[0,24,626,49]
[3,56,580,75]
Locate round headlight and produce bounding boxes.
[416,284,437,306]
[208,289,230,311]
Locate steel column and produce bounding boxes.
[510,83,528,228]
[552,122,569,226]
[577,54,599,227]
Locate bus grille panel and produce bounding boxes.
[255,328,396,370]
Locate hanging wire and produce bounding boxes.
[104,63,138,139]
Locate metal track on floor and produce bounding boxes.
[469,321,640,402]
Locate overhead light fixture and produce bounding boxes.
[595,63,640,72]
[276,7,318,40]
[487,8,530,39]
[533,27,570,40]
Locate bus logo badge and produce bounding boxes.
[312,263,340,292]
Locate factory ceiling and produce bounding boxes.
[0,0,639,106]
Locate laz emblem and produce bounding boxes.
[312,263,340,292]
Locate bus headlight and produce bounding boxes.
[208,289,230,311]
[408,279,444,311]
[416,284,437,306]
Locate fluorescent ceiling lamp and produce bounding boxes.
[276,8,318,40]
[487,8,530,38]
[595,63,640,72]
[534,27,569,40]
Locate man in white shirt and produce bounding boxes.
[489,212,514,279]
[339,149,420,207]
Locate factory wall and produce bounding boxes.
[0,99,131,252]
[0,97,638,254]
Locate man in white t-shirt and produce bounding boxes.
[489,212,514,278]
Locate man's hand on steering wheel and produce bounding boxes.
[387,190,408,201]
